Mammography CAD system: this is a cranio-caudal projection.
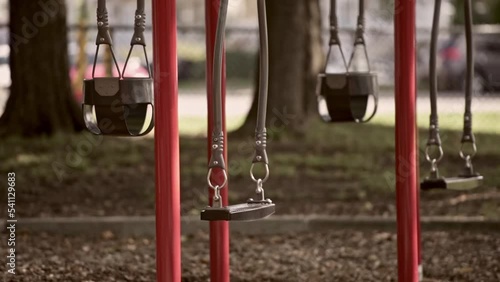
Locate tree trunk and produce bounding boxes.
[1,0,83,137]
[232,0,324,137]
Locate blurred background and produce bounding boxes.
[0,0,499,130]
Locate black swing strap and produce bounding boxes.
[94,0,120,78]
[123,0,151,78]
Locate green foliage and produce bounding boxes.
[494,1,500,23]
[179,50,256,81]
[453,0,500,24]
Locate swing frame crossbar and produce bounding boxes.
[152,0,421,281]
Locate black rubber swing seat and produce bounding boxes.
[83,77,154,136]
[421,174,483,191]
[317,72,378,122]
[201,201,275,221]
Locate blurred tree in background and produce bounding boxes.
[1,0,83,137]
[234,0,323,136]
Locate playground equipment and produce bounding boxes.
[316,0,378,123]
[146,0,420,280]
[83,0,154,136]
[421,0,483,191]
[201,0,275,221]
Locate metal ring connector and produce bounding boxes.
[256,178,263,194]
[459,142,477,160]
[250,163,269,183]
[425,144,444,164]
[207,168,228,190]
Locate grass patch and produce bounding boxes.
[373,112,500,134]
[179,112,500,137]
[180,116,246,136]
[1,118,498,218]
[179,79,253,93]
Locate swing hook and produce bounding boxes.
[207,168,228,190]
[250,163,270,184]
[425,144,444,164]
[459,141,477,161]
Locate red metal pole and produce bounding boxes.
[152,0,181,281]
[394,0,420,281]
[206,1,230,282]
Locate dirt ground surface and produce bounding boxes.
[1,230,499,282]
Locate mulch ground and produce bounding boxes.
[1,230,499,281]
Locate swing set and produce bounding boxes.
[81,0,483,281]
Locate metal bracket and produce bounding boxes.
[208,132,226,169]
[252,131,269,164]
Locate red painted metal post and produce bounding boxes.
[152,0,181,281]
[206,1,230,282]
[394,0,420,281]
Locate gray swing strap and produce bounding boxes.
[459,0,478,176]
[252,0,270,176]
[206,0,274,213]
[208,0,271,187]
[422,0,482,190]
[207,0,229,180]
